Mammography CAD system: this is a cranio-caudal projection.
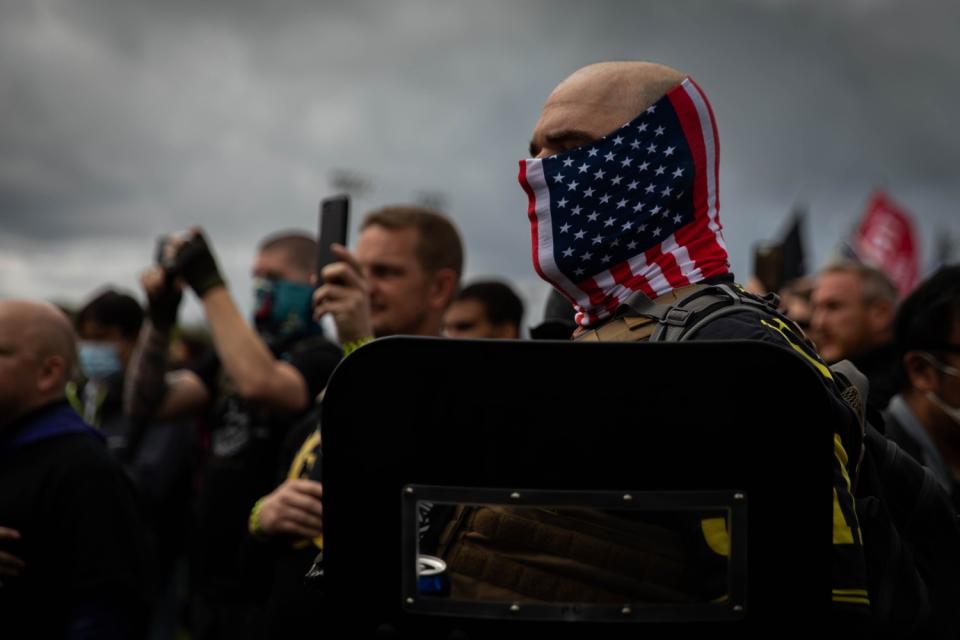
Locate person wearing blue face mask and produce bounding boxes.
[251,275,318,346]
[71,290,144,431]
[71,288,197,638]
[124,228,342,639]
[884,265,960,512]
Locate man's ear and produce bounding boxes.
[867,298,895,337]
[428,269,459,311]
[36,354,67,395]
[903,351,938,394]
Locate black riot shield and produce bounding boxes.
[319,337,837,639]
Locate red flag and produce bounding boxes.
[853,190,920,297]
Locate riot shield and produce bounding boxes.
[319,338,836,638]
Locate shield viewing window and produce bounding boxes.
[401,485,747,623]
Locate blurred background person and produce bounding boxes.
[443,279,523,339]
[884,265,960,511]
[811,261,899,409]
[0,299,147,638]
[529,288,578,340]
[124,228,342,639]
[168,327,213,371]
[778,275,815,334]
[70,287,196,640]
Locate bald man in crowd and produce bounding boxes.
[0,300,146,638]
[439,61,871,626]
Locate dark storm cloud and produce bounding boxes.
[1,0,958,320]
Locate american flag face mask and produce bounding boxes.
[519,78,730,328]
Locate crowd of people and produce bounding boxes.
[1,59,959,638]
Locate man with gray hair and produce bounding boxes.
[811,260,899,409]
[0,299,146,638]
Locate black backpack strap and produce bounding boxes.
[614,284,730,340]
[616,288,660,317]
[629,283,783,342]
[614,282,812,351]
[676,289,769,341]
[653,284,739,341]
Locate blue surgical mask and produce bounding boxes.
[78,342,123,381]
[253,277,318,343]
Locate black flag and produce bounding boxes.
[752,207,807,293]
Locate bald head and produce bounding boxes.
[0,299,76,364]
[0,300,77,426]
[529,61,686,158]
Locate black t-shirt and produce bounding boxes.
[188,334,341,594]
[0,402,148,638]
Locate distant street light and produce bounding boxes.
[329,169,373,198]
[414,190,448,213]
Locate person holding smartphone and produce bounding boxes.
[123,228,342,640]
[248,205,463,636]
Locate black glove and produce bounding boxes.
[147,278,182,331]
[173,230,226,298]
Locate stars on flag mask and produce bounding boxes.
[519,77,730,327]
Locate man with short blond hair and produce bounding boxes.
[361,206,464,281]
[250,205,463,635]
[313,206,463,343]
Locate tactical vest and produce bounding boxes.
[436,504,726,604]
[574,282,792,345]
[436,284,797,604]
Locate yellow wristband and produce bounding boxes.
[248,497,267,538]
[342,336,374,356]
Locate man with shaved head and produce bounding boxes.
[0,299,146,638]
[523,61,729,324]
[0,300,76,424]
[438,62,875,627]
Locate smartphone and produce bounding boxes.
[155,234,181,285]
[317,195,350,284]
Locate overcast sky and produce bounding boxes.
[1,0,958,327]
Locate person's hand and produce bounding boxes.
[313,244,373,344]
[0,527,24,579]
[256,479,324,539]
[171,227,226,299]
[141,265,182,331]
